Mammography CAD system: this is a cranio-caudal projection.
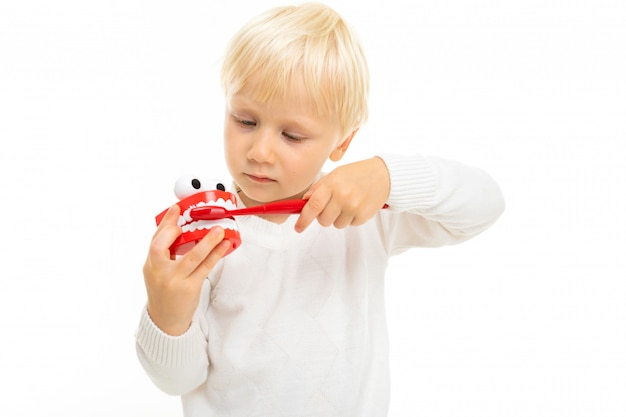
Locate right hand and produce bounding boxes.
[143,204,231,336]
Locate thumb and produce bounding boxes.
[302,180,321,200]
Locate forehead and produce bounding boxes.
[235,70,312,107]
[232,72,337,122]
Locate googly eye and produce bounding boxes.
[174,176,228,199]
[203,178,227,193]
[174,174,205,199]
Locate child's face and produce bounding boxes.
[224,78,347,206]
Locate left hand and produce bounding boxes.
[294,157,390,232]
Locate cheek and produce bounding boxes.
[223,127,242,162]
[286,148,328,180]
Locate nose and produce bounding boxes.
[247,129,275,164]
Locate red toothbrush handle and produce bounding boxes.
[258,199,307,214]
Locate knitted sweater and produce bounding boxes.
[135,154,505,417]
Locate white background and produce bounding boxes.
[1,0,624,416]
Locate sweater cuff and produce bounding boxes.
[135,307,206,368]
[377,154,437,211]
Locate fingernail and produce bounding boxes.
[211,226,224,236]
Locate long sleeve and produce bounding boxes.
[135,306,209,396]
[376,153,505,253]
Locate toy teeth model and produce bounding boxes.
[155,175,242,257]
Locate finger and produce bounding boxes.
[178,226,226,278]
[315,199,343,228]
[153,204,181,241]
[188,239,231,282]
[150,205,182,258]
[301,181,319,201]
[155,204,180,232]
[332,212,355,229]
[294,188,331,233]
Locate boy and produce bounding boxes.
[136,3,505,416]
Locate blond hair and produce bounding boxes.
[221,2,369,135]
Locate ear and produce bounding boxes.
[329,128,358,162]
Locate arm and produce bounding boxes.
[136,204,230,395]
[295,153,504,248]
[135,306,209,395]
[377,153,505,251]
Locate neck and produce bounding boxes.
[235,186,305,224]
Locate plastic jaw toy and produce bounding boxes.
[155,175,242,257]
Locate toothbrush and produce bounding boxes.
[189,199,388,221]
[189,199,308,220]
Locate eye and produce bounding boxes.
[283,132,304,143]
[232,115,255,127]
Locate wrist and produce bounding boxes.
[371,156,391,201]
[147,303,193,336]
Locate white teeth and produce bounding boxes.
[184,209,193,223]
[181,219,238,233]
[217,198,237,210]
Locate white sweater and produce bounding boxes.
[135,154,505,417]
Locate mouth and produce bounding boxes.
[156,190,242,256]
[245,173,276,183]
[178,198,237,229]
